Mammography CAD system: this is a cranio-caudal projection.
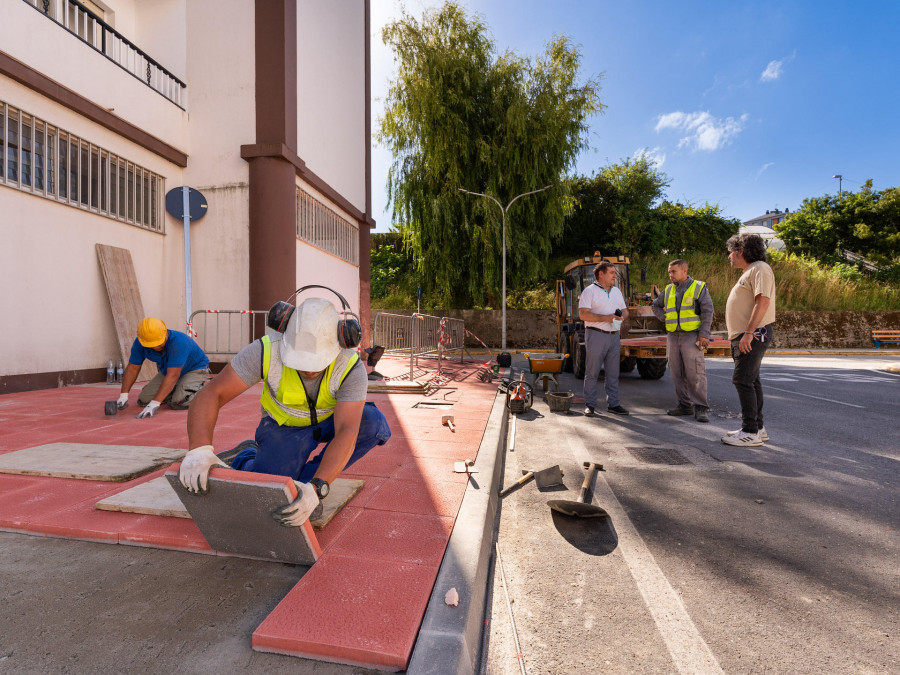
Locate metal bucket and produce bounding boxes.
[546,391,574,413]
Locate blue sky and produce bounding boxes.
[370,0,900,231]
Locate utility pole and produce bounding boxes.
[459,185,553,351]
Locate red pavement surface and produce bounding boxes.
[0,355,497,670]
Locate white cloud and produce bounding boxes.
[760,52,796,82]
[756,162,774,180]
[654,111,749,152]
[633,146,666,168]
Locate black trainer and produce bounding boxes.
[607,405,629,415]
[217,439,258,466]
[667,404,693,416]
[584,406,596,417]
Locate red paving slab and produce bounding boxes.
[253,554,440,671]
[0,357,498,669]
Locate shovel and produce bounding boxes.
[547,462,608,518]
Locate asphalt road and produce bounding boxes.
[483,354,899,675]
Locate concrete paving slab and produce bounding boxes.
[0,442,186,481]
[95,476,365,531]
[165,467,321,565]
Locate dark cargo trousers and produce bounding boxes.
[667,331,709,410]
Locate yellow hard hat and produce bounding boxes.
[137,317,168,348]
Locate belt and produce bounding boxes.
[587,327,618,334]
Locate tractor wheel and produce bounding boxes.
[558,334,573,373]
[574,342,586,380]
[636,357,667,380]
[620,356,637,373]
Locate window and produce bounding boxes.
[296,188,360,265]
[0,100,165,232]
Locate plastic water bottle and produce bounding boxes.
[116,358,124,383]
[106,359,115,384]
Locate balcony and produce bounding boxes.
[21,0,186,109]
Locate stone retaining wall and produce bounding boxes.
[372,309,900,350]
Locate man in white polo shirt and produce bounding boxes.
[578,260,630,416]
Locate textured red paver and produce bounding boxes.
[252,554,440,671]
[0,358,498,669]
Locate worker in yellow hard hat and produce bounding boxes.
[117,317,210,419]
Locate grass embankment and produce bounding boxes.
[632,252,900,311]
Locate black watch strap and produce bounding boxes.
[310,477,329,499]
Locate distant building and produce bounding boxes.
[742,208,790,229]
[740,209,788,250]
[2,0,373,392]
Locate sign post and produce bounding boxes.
[165,187,208,331]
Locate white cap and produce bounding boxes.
[280,297,341,372]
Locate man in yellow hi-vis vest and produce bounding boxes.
[178,298,391,526]
[651,259,714,423]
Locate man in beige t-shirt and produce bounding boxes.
[722,234,776,447]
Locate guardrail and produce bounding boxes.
[188,310,268,357]
[372,312,474,379]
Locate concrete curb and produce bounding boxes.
[406,389,508,675]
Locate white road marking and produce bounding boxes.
[558,416,724,675]
[709,373,865,408]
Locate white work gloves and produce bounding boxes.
[179,445,229,494]
[116,393,129,410]
[272,481,320,527]
[136,400,161,419]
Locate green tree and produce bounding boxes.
[600,156,669,256]
[651,201,739,254]
[776,180,900,266]
[378,2,603,307]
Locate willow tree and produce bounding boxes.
[379,2,603,307]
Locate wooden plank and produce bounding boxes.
[0,443,186,481]
[367,380,427,394]
[96,244,155,382]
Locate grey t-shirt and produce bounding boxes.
[231,339,368,419]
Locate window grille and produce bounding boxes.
[0,100,165,233]
[296,188,359,265]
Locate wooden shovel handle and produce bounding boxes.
[578,462,603,504]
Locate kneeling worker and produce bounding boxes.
[179,295,391,527]
[118,317,210,419]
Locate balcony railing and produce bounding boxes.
[22,0,186,109]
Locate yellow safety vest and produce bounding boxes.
[259,335,359,427]
[665,280,706,332]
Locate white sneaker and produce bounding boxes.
[726,427,769,442]
[722,430,764,447]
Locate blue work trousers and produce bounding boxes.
[231,402,391,482]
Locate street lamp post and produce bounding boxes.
[832,174,843,200]
[459,185,553,350]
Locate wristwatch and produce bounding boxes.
[310,477,330,500]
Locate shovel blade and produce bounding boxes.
[547,499,609,518]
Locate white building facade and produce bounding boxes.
[1,0,373,392]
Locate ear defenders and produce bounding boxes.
[267,285,362,349]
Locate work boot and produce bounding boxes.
[607,405,629,416]
[667,404,693,416]
[217,440,258,466]
[694,408,709,423]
